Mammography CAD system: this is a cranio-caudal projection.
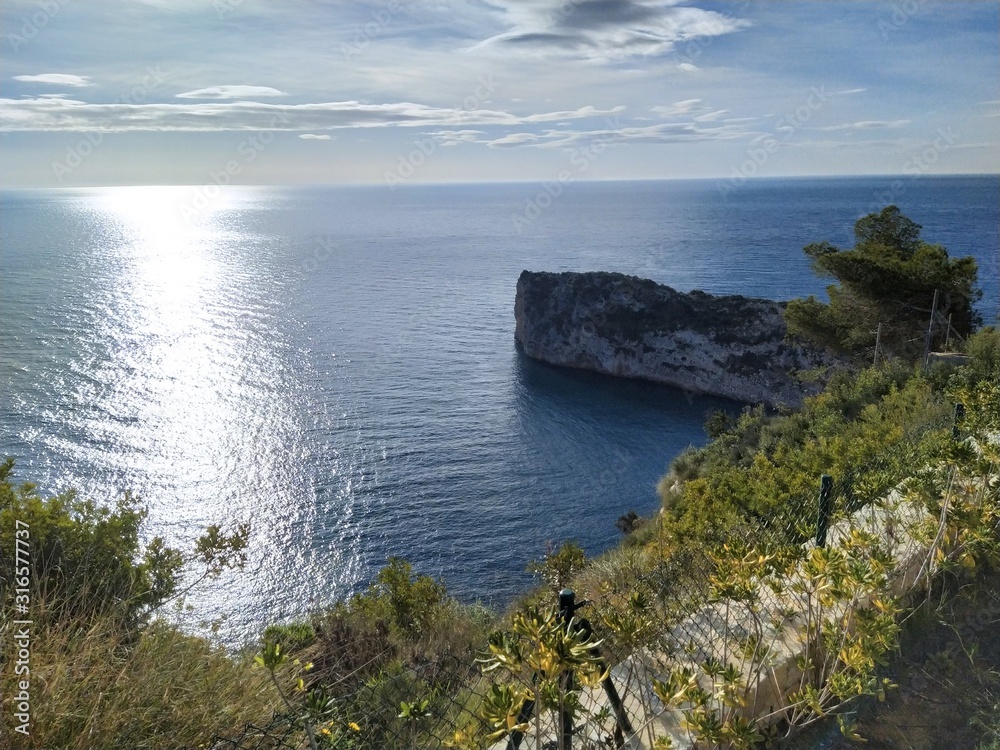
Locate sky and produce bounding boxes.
[0,0,997,187]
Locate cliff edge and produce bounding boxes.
[514,270,841,407]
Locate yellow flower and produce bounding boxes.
[348,722,361,732]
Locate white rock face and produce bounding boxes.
[514,270,841,407]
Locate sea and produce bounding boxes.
[1,175,997,645]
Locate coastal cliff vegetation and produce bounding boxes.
[2,208,998,749]
[785,205,982,360]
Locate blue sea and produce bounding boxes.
[1,176,997,644]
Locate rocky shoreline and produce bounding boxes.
[514,270,841,407]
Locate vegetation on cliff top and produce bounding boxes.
[2,207,996,749]
[785,205,983,360]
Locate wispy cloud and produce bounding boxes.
[694,109,729,122]
[428,129,488,146]
[472,0,751,61]
[432,119,754,149]
[175,85,287,99]
[13,74,92,87]
[815,119,910,132]
[0,97,624,132]
[298,133,332,140]
[651,99,704,117]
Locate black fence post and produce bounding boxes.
[558,589,575,750]
[953,402,965,441]
[816,474,833,548]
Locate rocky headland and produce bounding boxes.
[514,270,842,407]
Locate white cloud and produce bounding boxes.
[0,97,624,133]
[835,87,867,95]
[651,101,733,124]
[521,105,625,123]
[428,129,488,146]
[175,85,287,99]
[298,133,332,140]
[472,0,751,61]
[651,99,703,117]
[436,119,755,149]
[486,132,542,147]
[13,74,92,87]
[694,109,729,122]
[815,120,910,132]
[677,62,698,72]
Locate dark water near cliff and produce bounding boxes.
[1,176,997,643]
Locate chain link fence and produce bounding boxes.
[206,405,976,750]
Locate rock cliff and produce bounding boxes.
[514,270,841,407]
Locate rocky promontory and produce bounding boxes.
[514,271,841,407]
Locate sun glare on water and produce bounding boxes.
[70,186,344,635]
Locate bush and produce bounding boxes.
[0,462,270,749]
[0,459,249,630]
[785,206,982,360]
[296,558,494,703]
[526,540,587,594]
[0,459,183,627]
[657,364,952,550]
[263,621,316,652]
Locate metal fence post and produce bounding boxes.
[953,402,965,441]
[816,474,833,548]
[558,589,575,750]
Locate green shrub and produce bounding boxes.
[0,462,270,749]
[0,459,182,627]
[263,621,317,652]
[526,540,587,594]
[785,206,982,360]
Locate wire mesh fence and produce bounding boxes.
[206,405,976,750]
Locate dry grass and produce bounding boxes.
[3,611,283,750]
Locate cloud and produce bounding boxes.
[651,99,703,117]
[485,132,542,147]
[522,121,750,148]
[298,133,332,140]
[677,62,698,72]
[651,100,732,123]
[815,120,910,132]
[427,129,488,146]
[0,97,624,133]
[835,87,867,95]
[175,85,287,99]
[472,0,751,61]
[430,119,754,149]
[13,74,92,87]
[694,109,729,122]
[521,105,625,123]
[978,100,1000,118]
